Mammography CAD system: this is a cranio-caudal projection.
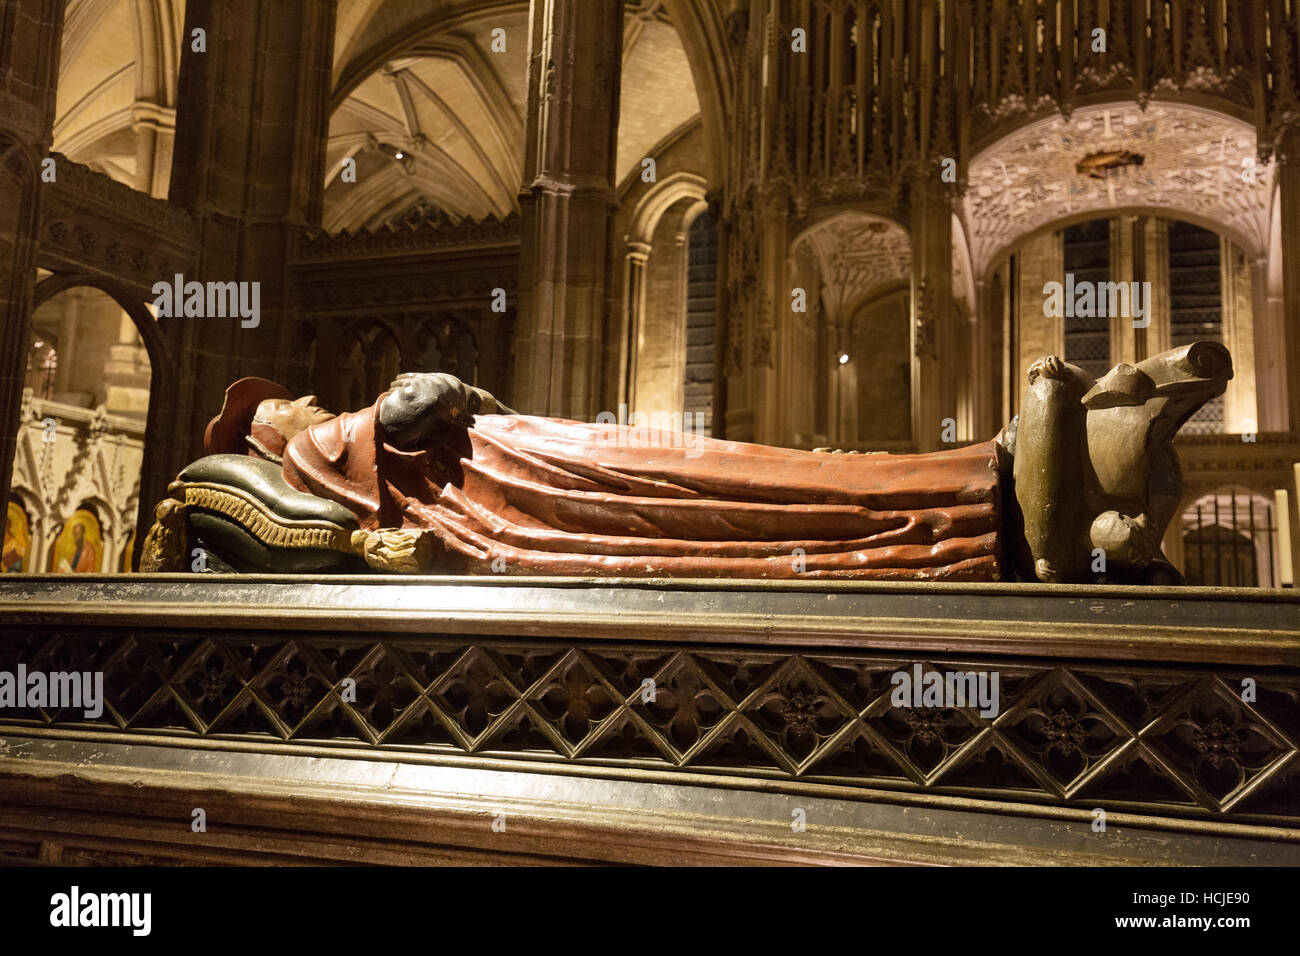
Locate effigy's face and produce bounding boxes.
[253,396,334,442]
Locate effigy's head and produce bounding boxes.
[205,377,333,461]
[250,395,333,456]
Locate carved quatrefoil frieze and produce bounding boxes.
[3,630,1298,825]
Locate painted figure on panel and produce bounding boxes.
[52,508,103,573]
[2,500,29,573]
[118,530,136,572]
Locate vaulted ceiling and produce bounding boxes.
[792,212,913,321]
[963,102,1276,275]
[323,5,530,230]
[52,0,708,229]
[53,0,186,193]
[324,0,702,231]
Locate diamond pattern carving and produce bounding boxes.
[4,629,1299,827]
[1142,678,1293,810]
[740,656,856,769]
[632,652,730,759]
[998,669,1130,793]
[527,650,620,749]
[427,647,521,747]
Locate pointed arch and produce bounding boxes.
[31,273,172,570]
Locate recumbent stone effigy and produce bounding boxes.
[142,342,1233,585]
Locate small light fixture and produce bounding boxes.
[837,352,850,365]
[372,139,414,172]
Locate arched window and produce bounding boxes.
[27,285,152,414]
[367,329,401,399]
[1009,215,1242,435]
[12,281,157,577]
[338,334,367,413]
[850,290,911,443]
[293,321,318,390]
[1183,525,1258,587]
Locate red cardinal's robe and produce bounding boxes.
[281,397,1005,580]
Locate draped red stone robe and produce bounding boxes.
[281,398,1005,580]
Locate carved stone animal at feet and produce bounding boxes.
[1007,341,1233,583]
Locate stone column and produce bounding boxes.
[818,286,853,447]
[995,263,1014,425]
[130,0,180,199]
[1162,517,1186,577]
[971,274,1006,439]
[1276,129,1300,434]
[833,314,858,446]
[0,0,64,517]
[53,291,81,396]
[105,311,152,417]
[706,190,728,439]
[750,188,788,446]
[1276,129,1300,571]
[909,184,955,451]
[1108,215,1139,366]
[1014,230,1064,415]
[1144,217,1171,355]
[164,0,337,474]
[514,0,624,419]
[169,0,334,227]
[631,222,691,416]
[131,101,175,199]
[1220,237,1257,433]
[620,241,651,408]
[666,228,691,413]
[1250,255,1286,431]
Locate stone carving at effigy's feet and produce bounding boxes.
[1004,341,1232,584]
[142,343,1232,584]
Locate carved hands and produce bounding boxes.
[350,528,438,573]
[379,372,512,448]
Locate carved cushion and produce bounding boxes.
[178,454,358,528]
[172,454,362,572]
